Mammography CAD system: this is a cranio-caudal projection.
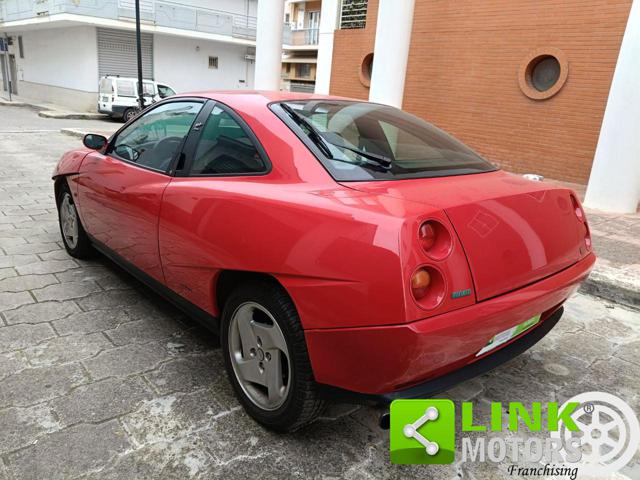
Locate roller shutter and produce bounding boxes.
[97,28,153,79]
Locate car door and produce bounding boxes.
[158,102,271,313]
[76,99,205,282]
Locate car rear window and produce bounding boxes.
[99,78,112,94]
[271,100,496,181]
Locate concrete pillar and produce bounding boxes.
[584,0,640,213]
[368,0,416,108]
[315,0,341,94]
[254,0,286,90]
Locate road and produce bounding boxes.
[0,105,638,479]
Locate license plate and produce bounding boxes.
[476,314,541,356]
[101,96,109,102]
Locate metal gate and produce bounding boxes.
[97,28,154,79]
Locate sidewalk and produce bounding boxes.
[546,178,639,308]
[0,93,108,120]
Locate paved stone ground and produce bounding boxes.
[1,105,639,479]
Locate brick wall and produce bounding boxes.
[329,0,631,183]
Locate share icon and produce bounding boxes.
[402,406,440,456]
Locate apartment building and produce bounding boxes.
[0,0,261,111]
[281,0,321,92]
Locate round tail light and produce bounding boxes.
[570,195,585,222]
[584,222,592,251]
[411,268,431,300]
[410,266,445,309]
[418,220,453,260]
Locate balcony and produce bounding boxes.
[0,0,258,40]
[283,25,319,46]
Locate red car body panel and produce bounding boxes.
[75,152,170,282]
[53,91,595,397]
[344,170,590,302]
[305,253,594,394]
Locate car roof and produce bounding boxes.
[173,90,359,108]
[102,76,155,82]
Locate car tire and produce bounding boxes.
[122,108,136,123]
[56,180,94,259]
[221,280,326,432]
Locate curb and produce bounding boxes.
[60,128,116,139]
[579,268,640,310]
[39,111,109,120]
[0,98,47,112]
[59,128,86,139]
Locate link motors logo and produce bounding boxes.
[390,392,640,477]
[551,391,640,476]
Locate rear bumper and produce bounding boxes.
[305,253,595,400]
[98,104,126,117]
[319,306,564,404]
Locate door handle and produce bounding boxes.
[193,122,203,131]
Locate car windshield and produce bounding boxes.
[274,100,496,181]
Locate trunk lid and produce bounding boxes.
[341,171,587,301]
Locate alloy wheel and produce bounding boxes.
[60,193,79,249]
[228,301,291,411]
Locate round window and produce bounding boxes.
[530,56,561,92]
[518,48,568,100]
[359,53,374,88]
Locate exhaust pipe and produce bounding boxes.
[379,411,390,430]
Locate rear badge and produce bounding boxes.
[451,289,471,299]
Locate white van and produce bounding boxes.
[98,76,176,122]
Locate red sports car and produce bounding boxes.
[53,92,594,432]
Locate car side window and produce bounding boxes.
[110,101,202,173]
[116,79,135,97]
[158,85,175,98]
[189,105,267,175]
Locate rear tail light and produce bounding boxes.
[570,195,592,250]
[584,222,592,251]
[570,194,585,222]
[410,266,445,309]
[418,220,453,260]
[411,268,431,299]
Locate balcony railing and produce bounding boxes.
[283,26,319,46]
[340,0,367,29]
[0,0,258,40]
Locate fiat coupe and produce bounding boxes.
[53,92,594,432]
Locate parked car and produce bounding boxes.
[98,76,176,122]
[53,92,595,432]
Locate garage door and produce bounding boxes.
[97,28,153,79]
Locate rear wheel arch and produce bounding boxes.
[215,270,292,321]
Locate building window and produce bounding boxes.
[359,52,374,87]
[18,36,24,58]
[518,48,568,100]
[530,56,561,92]
[296,63,311,78]
[208,56,219,69]
[340,0,367,29]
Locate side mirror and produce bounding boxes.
[83,134,107,150]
